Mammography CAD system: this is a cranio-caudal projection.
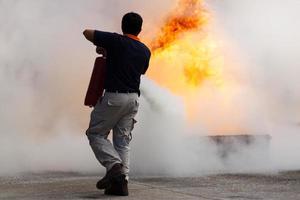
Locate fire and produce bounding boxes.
[147,0,223,95]
[151,0,207,51]
[145,0,252,134]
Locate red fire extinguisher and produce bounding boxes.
[84,47,107,107]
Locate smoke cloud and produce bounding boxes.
[208,0,300,170]
[0,0,300,176]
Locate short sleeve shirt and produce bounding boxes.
[93,31,151,94]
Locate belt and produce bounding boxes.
[106,89,138,94]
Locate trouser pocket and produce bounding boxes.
[129,118,137,141]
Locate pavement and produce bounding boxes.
[0,171,300,200]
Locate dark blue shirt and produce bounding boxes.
[93,31,151,94]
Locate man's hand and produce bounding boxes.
[83,29,95,42]
[96,47,107,58]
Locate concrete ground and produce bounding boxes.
[0,171,300,200]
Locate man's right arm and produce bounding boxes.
[142,50,151,75]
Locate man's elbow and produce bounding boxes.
[83,29,95,42]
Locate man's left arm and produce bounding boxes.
[83,29,115,50]
[83,29,95,43]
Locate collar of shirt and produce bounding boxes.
[124,34,140,41]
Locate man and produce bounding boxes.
[83,12,151,196]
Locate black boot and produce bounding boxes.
[104,175,128,196]
[96,163,122,190]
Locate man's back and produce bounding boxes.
[93,31,151,94]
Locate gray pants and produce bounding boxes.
[86,92,139,176]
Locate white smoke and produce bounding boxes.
[0,0,300,176]
[207,0,300,171]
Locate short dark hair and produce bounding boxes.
[122,12,143,36]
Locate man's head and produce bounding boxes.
[122,12,143,36]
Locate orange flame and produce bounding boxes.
[151,0,208,51]
[147,0,223,95]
